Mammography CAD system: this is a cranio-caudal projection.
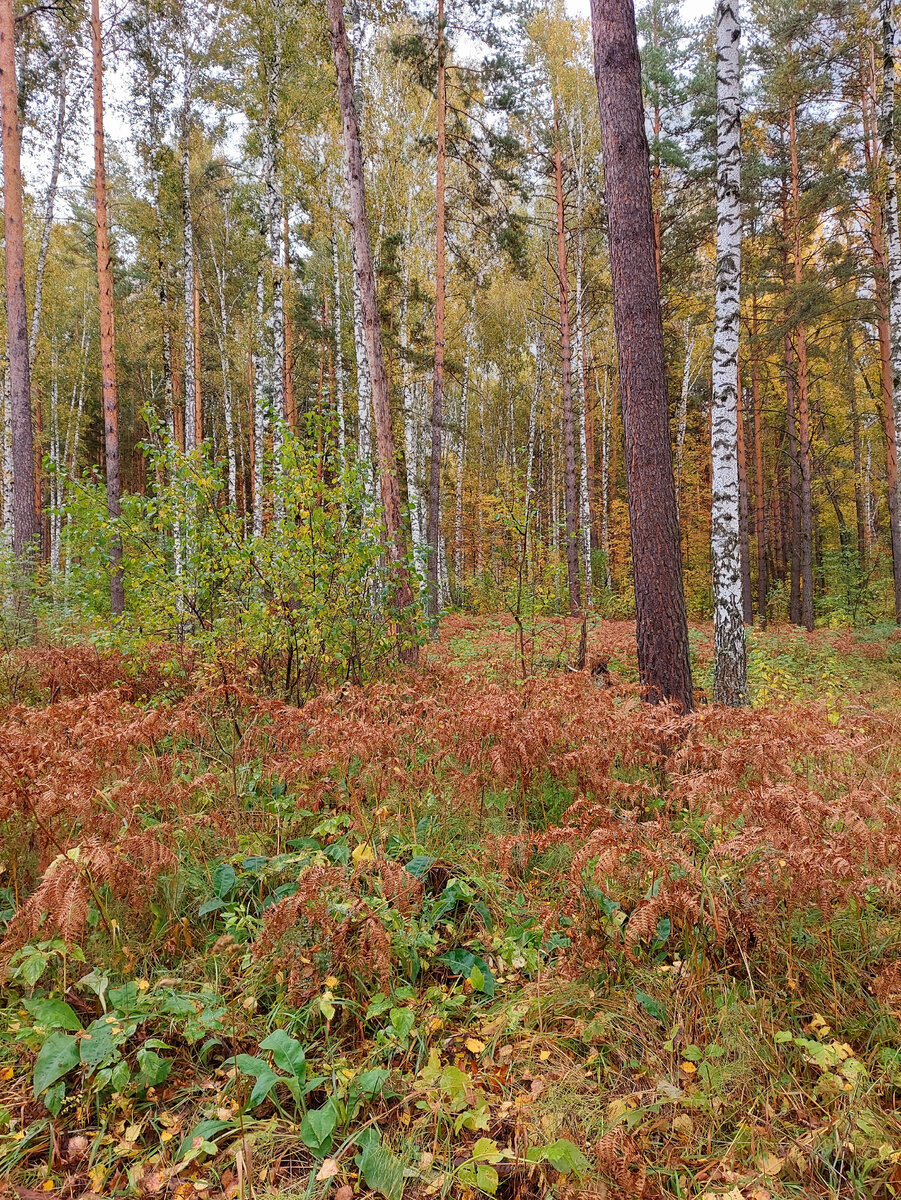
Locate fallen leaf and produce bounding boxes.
[465,1038,485,1054]
[335,1187,354,1200]
[317,1160,340,1181]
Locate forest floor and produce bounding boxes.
[2,616,901,1200]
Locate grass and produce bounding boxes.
[1,618,901,1199]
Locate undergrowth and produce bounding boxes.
[2,620,901,1200]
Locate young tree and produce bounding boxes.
[590,0,693,711]
[710,0,748,704]
[90,0,124,615]
[0,0,38,562]
[881,0,901,621]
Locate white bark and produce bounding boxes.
[332,229,347,457]
[182,113,196,453]
[252,267,266,538]
[711,0,748,705]
[2,372,13,551]
[49,348,61,573]
[882,0,901,532]
[400,191,423,565]
[29,68,67,370]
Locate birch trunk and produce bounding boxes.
[181,107,196,454]
[332,230,347,457]
[1,373,13,550]
[327,0,417,652]
[252,268,266,538]
[426,0,447,620]
[29,68,67,371]
[710,0,747,703]
[554,127,581,615]
[91,0,124,615]
[881,0,901,624]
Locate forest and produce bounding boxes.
[3,0,901,1195]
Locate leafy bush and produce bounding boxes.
[51,427,419,700]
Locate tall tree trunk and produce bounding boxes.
[327,0,417,655]
[844,327,867,573]
[788,95,814,631]
[0,0,37,563]
[881,0,901,624]
[590,0,693,711]
[737,379,753,623]
[750,291,767,624]
[284,209,295,431]
[181,115,196,454]
[208,239,237,509]
[252,268,265,538]
[554,126,581,615]
[426,0,447,620]
[453,293,477,592]
[91,0,124,615]
[332,227,347,456]
[570,114,593,608]
[29,67,67,370]
[862,40,901,620]
[401,195,423,566]
[784,335,802,623]
[675,320,695,518]
[710,0,747,704]
[192,275,202,444]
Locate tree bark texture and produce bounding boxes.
[0,0,37,562]
[590,0,693,711]
[91,0,124,615]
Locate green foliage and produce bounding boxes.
[53,427,419,699]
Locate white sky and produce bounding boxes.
[566,0,712,21]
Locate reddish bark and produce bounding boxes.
[590,0,692,711]
[0,0,38,561]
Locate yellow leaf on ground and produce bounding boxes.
[351,843,375,864]
[325,975,340,988]
[680,1061,697,1074]
[465,1038,485,1054]
[539,1050,551,1061]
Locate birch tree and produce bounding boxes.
[710,0,747,705]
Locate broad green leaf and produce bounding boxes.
[260,1029,306,1085]
[79,1018,124,1069]
[137,1048,172,1087]
[235,1054,279,1108]
[33,1032,80,1096]
[356,1067,390,1097]
[544,1139,589,1175]
[22,998,82,1031]
[360,1141,405,1200]
[389,1007,415,1042]
[212,863,237,898]
[300,1100,338,1153]
[634,990,666,1025]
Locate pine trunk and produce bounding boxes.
[0,0,37,563]
[590,0,693,711]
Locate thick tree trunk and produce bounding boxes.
[0,0,37,563]
[426,0,447,620]
[91,0,124,615]
[327,0,417,654]
[554,132,581,615]
[710,0,747,704]
[590,0,693,711]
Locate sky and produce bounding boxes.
[566,0,712,21]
